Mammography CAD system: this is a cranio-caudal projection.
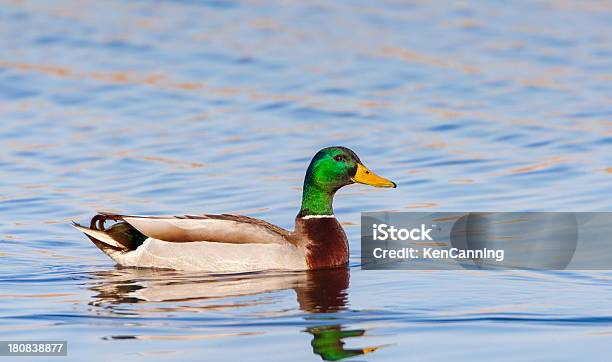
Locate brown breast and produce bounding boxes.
[293,216,349,269]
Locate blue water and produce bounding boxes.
[1,0,612,360]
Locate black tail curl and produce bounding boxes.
[90,213,123,231]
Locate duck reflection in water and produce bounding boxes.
[308,325,381,361]
[89,267,384,360]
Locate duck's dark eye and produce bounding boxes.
[334,155,344,162]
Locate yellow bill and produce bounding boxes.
[352,163,396,188]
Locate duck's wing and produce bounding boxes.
[94,212,293,245]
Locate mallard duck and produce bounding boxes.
[74,146,396,272]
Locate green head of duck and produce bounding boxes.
[299,146,396,217]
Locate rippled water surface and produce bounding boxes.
[1,0,612,360]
